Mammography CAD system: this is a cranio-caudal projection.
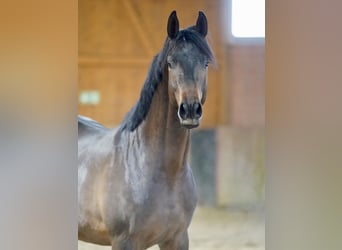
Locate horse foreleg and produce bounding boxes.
[111,238,142,250]
[159,231,189,250]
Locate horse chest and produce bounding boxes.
[106,150,197,245]
[131,187,192,246]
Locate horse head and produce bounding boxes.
[165,11,213,129]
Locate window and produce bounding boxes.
[227,0,265,44]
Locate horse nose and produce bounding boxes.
[179,102,189,120]
[178,101,202,120]
[193,102,202,119]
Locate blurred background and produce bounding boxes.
[78,0,264,249]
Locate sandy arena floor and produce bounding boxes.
[78,207,265,250]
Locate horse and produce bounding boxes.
[78,10,214,250]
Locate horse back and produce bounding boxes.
[78,115,109,138]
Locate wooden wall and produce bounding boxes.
[78,0,227,128]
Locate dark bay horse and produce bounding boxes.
[78,11,214,250]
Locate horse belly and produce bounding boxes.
[78,224,111,245]
[78,203,111,245]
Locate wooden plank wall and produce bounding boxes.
[78,0,227,128]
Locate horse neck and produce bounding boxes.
[139,76,190,179]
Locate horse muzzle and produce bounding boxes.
[178,101,202,129]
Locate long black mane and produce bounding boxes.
[119,27,214,132]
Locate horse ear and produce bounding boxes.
[167,10,179,39]
[195,11,208,37]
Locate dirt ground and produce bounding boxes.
[78,207,265,250]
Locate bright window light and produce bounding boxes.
[231,0,265,38]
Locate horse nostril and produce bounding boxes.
[193,102,202,119]
[179,103,188,119]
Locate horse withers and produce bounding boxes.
[78,10,214,250]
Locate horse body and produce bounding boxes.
[78,79,197,248]
[78,11,214,249]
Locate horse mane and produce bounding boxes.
[119,27,215,132]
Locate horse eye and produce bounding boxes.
[167,62,172,68]
[205,62,209,68]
